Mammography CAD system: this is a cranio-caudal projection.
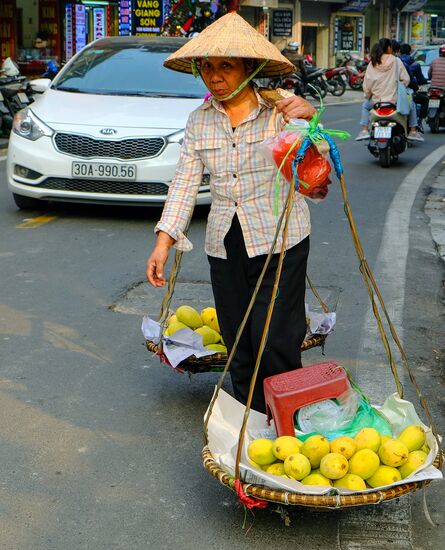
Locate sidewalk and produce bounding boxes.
[0,137,8,151]
[310,88,363,106]
[425,158,445,264]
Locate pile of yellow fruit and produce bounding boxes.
[247,425,430,490]
[164,305,227,353]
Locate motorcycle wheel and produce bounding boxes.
[428,116,440,134]
[330,78,346,96]
[307,84,323,100]
[378,148,391,168]
[350,78,363,91]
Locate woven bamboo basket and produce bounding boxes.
[145,333,326,373]
[202,445,441,509]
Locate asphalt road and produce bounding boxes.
[0,102,444,550]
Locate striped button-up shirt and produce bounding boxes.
[155,89,310,259]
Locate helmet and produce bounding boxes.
[1,57,20,77]
[288,41,300,51]
[440,45,445,57]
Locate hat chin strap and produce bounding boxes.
[191,59,269,102]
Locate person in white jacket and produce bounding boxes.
[355,38,423,142]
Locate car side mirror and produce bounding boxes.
[30,78,51,93]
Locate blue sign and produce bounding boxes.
[338,0,372,13]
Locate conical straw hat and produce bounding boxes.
[164,12,295,78]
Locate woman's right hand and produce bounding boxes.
[146,232,175,287]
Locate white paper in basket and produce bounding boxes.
[205,389,443,495]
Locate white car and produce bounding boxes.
[7,37,211,209]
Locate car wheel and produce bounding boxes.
[12,193,45,210]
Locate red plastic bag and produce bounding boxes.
[269,132,332,200]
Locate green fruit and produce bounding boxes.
[265,462,286,476]
[273,436,303,461]
[398,450,427,479]
[354,427,381,452]
[348,449,380,480]
[247,439,275,466]
[176,305,203,329]
[301,435,330,468]
[283,454,311,480]
[397,424,426,452]
[378,439,409,467]
[333,473,366,491]
[206,343,227,353]
[195,325,220,346]
[367,465,402,488]
[167,320,189,335]
[301,473,332,487]
[201,307,220,333]
[320,453,349,480]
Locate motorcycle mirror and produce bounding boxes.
[30,78,51,93]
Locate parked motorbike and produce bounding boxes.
[339,54,366,90]
[427,87,445,133]
[0,58,34,135]
[324,66,347,96]
[366,102,408,167]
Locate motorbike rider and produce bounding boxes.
[355,38,423,142]
[428,45,445,88]
[397,42,429,127]
[281,41,307,78]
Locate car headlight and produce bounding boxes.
[13,108,54,141]
[167,129,185,145]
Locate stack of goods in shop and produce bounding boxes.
[162,1,230,36]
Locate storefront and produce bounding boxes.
[300,0,335,68]
[0,0,17,61]
[332,0,369,64]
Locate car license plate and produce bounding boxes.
[72,162,137,180]
[374,127,392,139]
[428,99,440,108]
[341,74,348,81]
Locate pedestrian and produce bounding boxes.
[428,45,445,88]
[355,37,423,142]
[399,43,429,125]
[146,12,315,413]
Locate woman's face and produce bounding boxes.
[199,57,250,99]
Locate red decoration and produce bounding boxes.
[234,479,268,509]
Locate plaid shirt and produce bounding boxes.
[155,89,310,259]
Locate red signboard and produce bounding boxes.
[0,0,17,61]
[39,0,61,61]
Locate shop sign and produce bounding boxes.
[338,0,371,13]
[75,5,87,52]
[119,0,132,36]
[132,0,164,35]
[401,0,427,12]
[38,0,61,60]
[65,4,74,59]
[0,0,16,60]
[340,29,354,50]
[93,8,106,40]
[272,10,293,37]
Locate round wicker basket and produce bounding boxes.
[202,445,438,509]
[146,333,326,373]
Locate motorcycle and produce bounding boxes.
[339,54,366,90]
[366,102,408,167]
[426,86,445,133]
[0,58,34,136]
[324,66,347,96]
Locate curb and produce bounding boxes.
[425,158,445,264]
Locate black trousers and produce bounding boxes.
[208,215,309,413]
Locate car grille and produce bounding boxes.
[34,177,169,195]
[54,133,166,160]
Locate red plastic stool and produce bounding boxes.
[263,362,350,437]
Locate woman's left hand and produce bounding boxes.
[275,95,316,122]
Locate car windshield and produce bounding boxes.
[413,48,439,66]
[53,42,208,98]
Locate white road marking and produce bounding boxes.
[356,144,445,397]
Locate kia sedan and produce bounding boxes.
[7,37,210,209]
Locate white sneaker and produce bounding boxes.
[355,129,370,141]
[407,131,424,142]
